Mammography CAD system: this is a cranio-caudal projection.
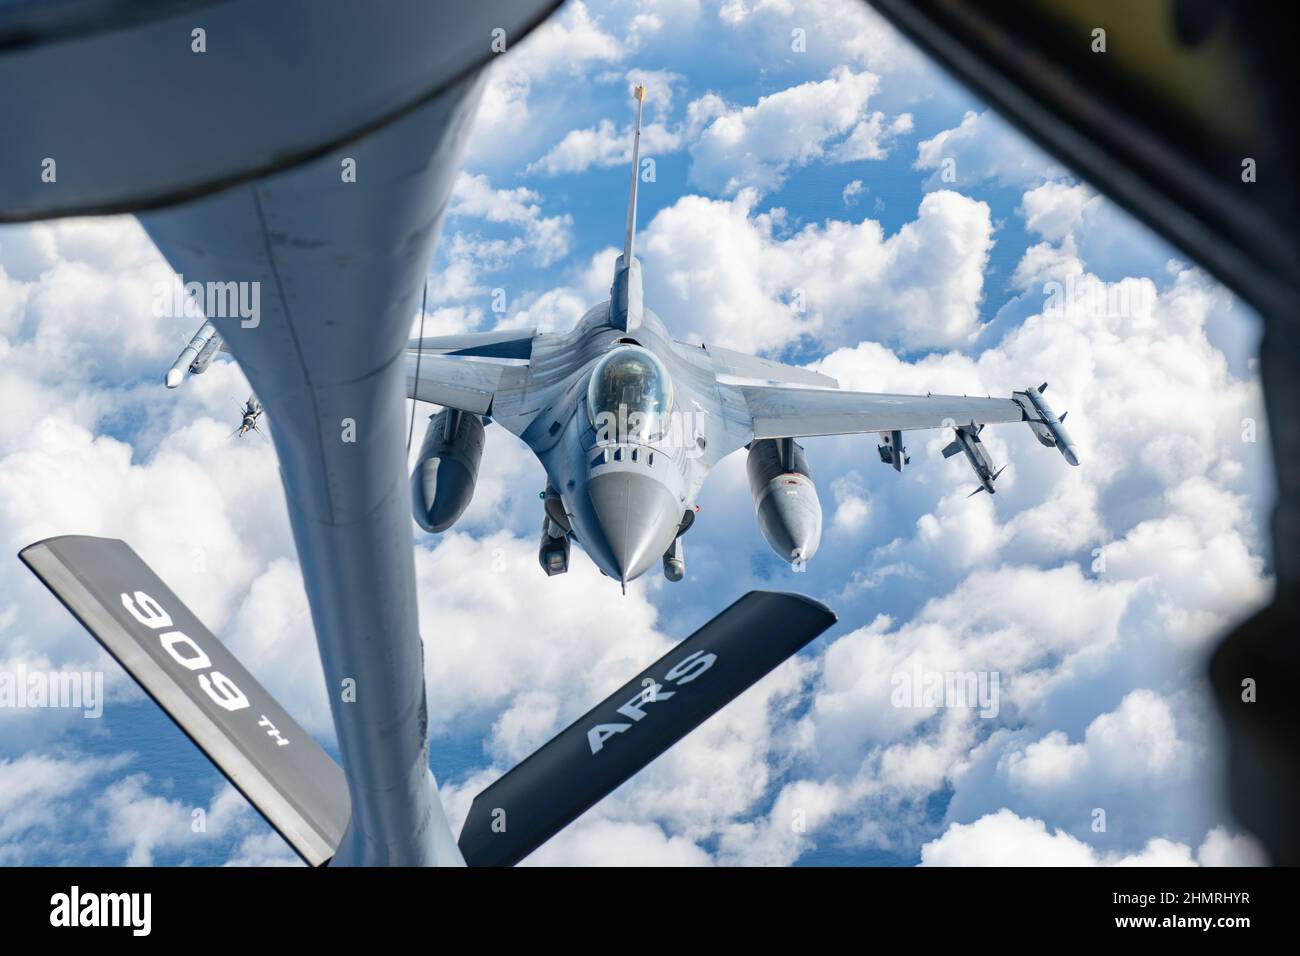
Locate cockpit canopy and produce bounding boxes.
[587,345,673,444]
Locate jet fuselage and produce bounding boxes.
[526,303,738,585]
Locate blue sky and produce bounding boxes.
[0,0,1275,866]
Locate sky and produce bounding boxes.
[0,0,1276,866]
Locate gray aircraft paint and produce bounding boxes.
[1013,383,1079,466]
[942,423,1005,495]
[0,0,563,221]
[747,439,823,570]
[411,410,485,534]
[877,429,909,472]
[165,320,219,388]
[137,81,488,866]
[1,0,561,867]
[19,536,351,867]
[402,93,1079,588]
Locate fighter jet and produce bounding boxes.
[233,395,264,438]
[405,86,1080,589]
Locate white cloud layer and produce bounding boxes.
[920,810,1266,866]
[688,68,909,197]
[0,1,1275,871]
[637,187,993,352]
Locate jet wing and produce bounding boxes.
[408,328,535,360]
[740,383,1025,439]
[405,352,522,416]
[687,342,839,389]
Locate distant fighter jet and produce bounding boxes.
[233,395,264,438]
[405,86,1080,589]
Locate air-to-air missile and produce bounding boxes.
[164,319,222,388]
[942,422,1006,496]
[1012,382,1079,466]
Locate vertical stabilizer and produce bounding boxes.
[623,84,646,263]
[611,85,647,332]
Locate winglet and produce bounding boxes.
[457,590,835,866]
[18,535,351,866]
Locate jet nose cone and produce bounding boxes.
[587,471,681,584]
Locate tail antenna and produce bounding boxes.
[623,84,647,263]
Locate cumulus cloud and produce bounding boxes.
[638,187,994,352]
[0,415,290,669]
[829,471,872,536]
[465,1,624,163]
[419,171,577,318]
[527,69,690,176]
[0,751,276,866]
[718,0,930,87]
[223,831,304,867]
[525,818,713,866]
[920,810,1265,866]
[528,115,686,176]
[528,65,911,190]
[705,181,1270,865]
[1003,690,1186,794]
[0,752,131,856]
[415,530,667,736]
[916,110,1063,188]
[688,67,909,197]
[433,173,574,306]
[0,4,1275,871]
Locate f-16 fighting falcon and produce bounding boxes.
[404,85,1080,589]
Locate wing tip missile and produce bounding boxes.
[1013,384,1080,466]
